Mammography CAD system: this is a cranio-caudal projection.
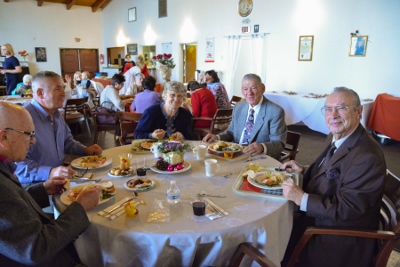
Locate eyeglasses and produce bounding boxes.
[5,128,36,141]
[168,93,184,99]
[321,105,357,116]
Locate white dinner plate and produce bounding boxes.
[149,161,191,174]
[124,179,155,192]
[71,156,112,170]
[108,168,135,178]
[60,185,115,205]
[246,170,287,190]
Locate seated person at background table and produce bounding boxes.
[126,72,145,96]
[0,101,101,266]
[205,70,230,109]
[121,66,141,95]
[281,87,386,267]
[122,54,136,74]
[77,71,97,108]
[15,71,102,187]
[188,80,218,129]
[134,81,193,141]
[130,76,162,113]
[11,74,32,96]
[203,74,287,160]
[100,73,133,111]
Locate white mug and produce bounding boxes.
[204,159,218,177]
[193,145,207,160]
[150,143,162,158]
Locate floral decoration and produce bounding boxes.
[152,53,175,69]
[157,140,189,154]
[326,167,340,180]
[350,30,360,36]
[18,50,28,56]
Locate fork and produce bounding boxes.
[223,171,234,178]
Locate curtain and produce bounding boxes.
[224,35,242,97]
[251,33,268,83]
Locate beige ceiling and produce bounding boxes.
[3,0,113,12]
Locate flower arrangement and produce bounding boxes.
[152,53,175,69]
[350,30,361,36]
[157,140,189,154]
[155,140,189,171]
[18,50,28,56]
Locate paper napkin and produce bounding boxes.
[203,197,229,221]
[98,197,140,221]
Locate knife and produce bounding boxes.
[105,197,134,215]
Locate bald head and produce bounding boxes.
[0,101,33,130]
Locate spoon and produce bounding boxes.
[132,191,146,205]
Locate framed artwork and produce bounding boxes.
[128,7,136,22]
[254,24,259,33]
[298,36,314,61]
[35,47,47,62]
[242,26,250,34]
[127,44,138,55]
[349,36,368,56]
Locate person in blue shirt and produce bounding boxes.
[15,71,103,187]
[11,74,32,96]
[0,43,22,95]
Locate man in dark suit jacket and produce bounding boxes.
[281,87,386,267]
[203,73,287,160]
[0,101,101,266]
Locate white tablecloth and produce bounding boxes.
[56,143,294,267]
[0,95,32,105]
[264,92,374,135]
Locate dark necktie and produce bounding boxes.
[242,108,255,144]
[322,142,336,167]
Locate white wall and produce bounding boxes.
[0,0,102,75]
[1,0,399,99]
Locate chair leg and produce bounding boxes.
[93,131,99,144]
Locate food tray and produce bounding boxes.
[232,166,299,201]
[131,139,157,154]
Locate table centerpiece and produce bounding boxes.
[155,140,189,171]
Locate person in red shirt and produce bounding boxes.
[122,54,136,74]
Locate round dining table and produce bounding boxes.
[55,141,295,267]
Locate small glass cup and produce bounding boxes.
[192,201,206,216]
[136,158,147,176]
[249,162,260,172]
[223,151,233,159]
[119,153,132,169]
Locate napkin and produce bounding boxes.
[203,197,229,221]
[98,197,140,221]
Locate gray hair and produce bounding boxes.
[331,86,361,110]
[23,74,32,83]
[32,71,61,93]
[242,73,262,84]
[162,81,187,101]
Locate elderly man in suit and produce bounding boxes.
[203,73,287,160]
[281,87,386,267]
[0,101,101,266]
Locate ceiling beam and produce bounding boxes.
[4,0,9,3]
[37,0,44,6]
[92,0,112,12]
[66,0,76,10]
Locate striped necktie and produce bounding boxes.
[242,108,255,144]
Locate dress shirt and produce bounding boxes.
[15,100,86,184]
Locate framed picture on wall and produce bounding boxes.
[349,36,368,56]
[35,47,47,62]
[128,7,136,22]
[298,36,314,61]
[242,26,250,34]
[127,44,138,55]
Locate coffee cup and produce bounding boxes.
[193,145,207,160]
[150,142,162,158]
[204,159,218,177]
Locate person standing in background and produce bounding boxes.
[122,54,136,74]
[0,43,22,95]
[136,54,150,77]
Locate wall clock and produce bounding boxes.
[238,0,253,17]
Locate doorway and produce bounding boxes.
[182,43,197,83]
[60,48,99,79]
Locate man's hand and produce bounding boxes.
[282,181,304,206]
[50,166,75,179]
[43,176,67,195]
[243,142,264,155]
[281,160,306,174]
[202,133,218,143]
[152,129,166,140]
[84,144,102,155]
[75,186,101,211]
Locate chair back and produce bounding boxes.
[117,112,142,145]
[230,95,243,108]
[280,131,301,162]
[228,242,273,267]
[92,111,120,144]
[63,97,89,119]
[210,108,233,134]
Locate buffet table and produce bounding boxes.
[55,142,295,267]
[264,92,374,135]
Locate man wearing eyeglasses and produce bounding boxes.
[281,87,386,267]
[203,73,287,160]
[14,71,103,187]
[0,101,101,266]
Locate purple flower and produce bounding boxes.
[326,167,340,180]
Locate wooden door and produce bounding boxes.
[183,43,197,83]
[60,49,79,79]
[80,49,98,78]
[60,49,99,79]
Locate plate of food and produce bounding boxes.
[247,170,288,190]
[207,141,244,159]
[71,156,111,169]
[108,167,135,178]
[150,161,191,174]
[124,178,155,192]
[131,139,158,153]
[60,181,116,205]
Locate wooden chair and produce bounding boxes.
[117,111,142,145]
[230,95,243,109]
[286,169,400,267]
[92,111,119,144]
[191,108,233,140]
[63,97,91,135]
[279,131,301,163]
[228,242,273,267]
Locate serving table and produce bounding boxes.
[264,92,374,135]
[55,142,294,267]
[0,95,32,105]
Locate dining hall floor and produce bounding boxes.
[72,122,400,266]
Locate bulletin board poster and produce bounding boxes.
[205,37,215,62]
